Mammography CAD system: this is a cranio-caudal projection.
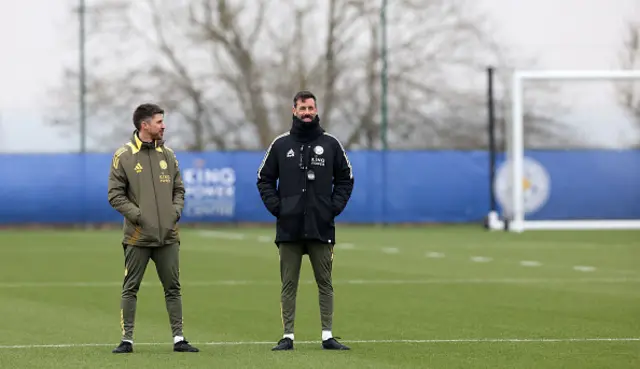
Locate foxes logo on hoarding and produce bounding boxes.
[182,158,236,218]
[494,157,551,215]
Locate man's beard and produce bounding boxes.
[298,114,315,121]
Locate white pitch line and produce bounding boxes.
[1,337,638,349]
[471,256,492,263]
[520,261,542,267]
[257,236,272,243]
[198,231,246,240]
[1,278,639,289]
[426,252,445,258]
[338,243,356,249]
[574,266,596,272]
[381,247,399,254]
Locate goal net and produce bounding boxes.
[488,69,640,232]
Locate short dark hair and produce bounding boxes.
[133,103,164,130]
[293,90,316,107]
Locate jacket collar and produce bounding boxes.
[128,130,164,153]
[290,115,324,143]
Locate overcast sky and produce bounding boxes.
[0,0,638,152]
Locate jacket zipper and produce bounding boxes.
[301,144,308,237]
[147,149,163,243]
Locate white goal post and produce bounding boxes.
[489,69,640,232]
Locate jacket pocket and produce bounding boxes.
[277,195,303,235]
[279,195,302,217]
[138,212,160,243]
[163,226,178,245]
[124,218,144,245]
[316,195,334,223]
[268,200,281,217]
[162,208,180,243]
[127,208,142,226]
[313,195,334,241]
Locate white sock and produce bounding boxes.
[322,330,333,341]
[123,339,133,344]
[283,333,294,340]
[173,336,184,344]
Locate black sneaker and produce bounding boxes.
[112,341,133,353]
[322,337,350,350]
[174,340,199,352]
[272,337,294,351]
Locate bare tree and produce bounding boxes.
[616,19,640,147]
[336,0,573,149]
[51,0,361,150]
[49,0,576,151]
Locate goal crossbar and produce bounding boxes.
[515,70,640,80]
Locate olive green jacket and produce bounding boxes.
[108,131,185,246]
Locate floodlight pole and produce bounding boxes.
[379,0,389,225]
[380,0,388,150]
[79,0,87,153]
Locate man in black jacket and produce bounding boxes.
[257,90,354,351]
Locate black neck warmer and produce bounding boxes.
[290,115,324,143]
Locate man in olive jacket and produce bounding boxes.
[108,103,198,354]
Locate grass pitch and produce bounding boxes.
[0,225,638,368]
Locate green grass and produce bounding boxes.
[0,225,639,368]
